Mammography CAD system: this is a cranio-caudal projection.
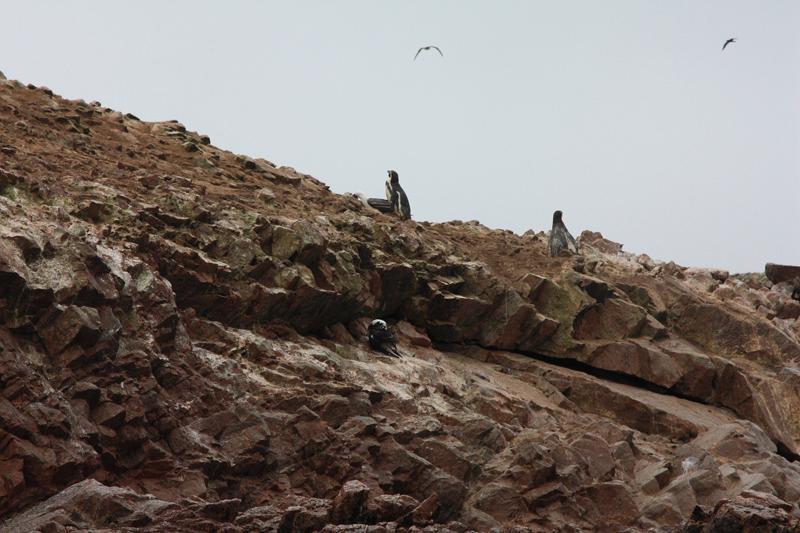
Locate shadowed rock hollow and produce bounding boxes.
[1,78,800,532]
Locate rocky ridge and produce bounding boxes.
[1,78,800,532]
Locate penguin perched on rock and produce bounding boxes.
[548,210,579,257]
[385,170,411,220]
[367,319,401,357]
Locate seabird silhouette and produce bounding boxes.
[414,46,443,61]
[722,38,736,51]
[548,210,579,257]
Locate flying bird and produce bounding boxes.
[722,38,736,51]
[414,45,443,61]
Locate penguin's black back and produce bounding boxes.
[394,184,411,220]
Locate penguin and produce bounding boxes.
[351,192,394,213]
[367,319,401,357]
[385,170,412,220]
[367,197,394,213]
[792,287,800,302]
[352,192,373,209]
[548,210,579,257]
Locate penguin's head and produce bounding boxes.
[553,210,563,223]
[387,170,399,184]
[369,319,388,333]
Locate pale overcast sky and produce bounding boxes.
[2,1,798,272]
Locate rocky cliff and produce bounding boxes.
[1,78,800,532]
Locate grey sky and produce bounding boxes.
[2,1,798,272]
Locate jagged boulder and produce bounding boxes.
[766,263,800,285]
[1,479,179,532]
[683,490,800,532]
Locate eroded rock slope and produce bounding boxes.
[2,78,800,532]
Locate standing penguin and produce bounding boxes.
[385,170,412,220]
[367,319,401,357]
[548,210,579,257]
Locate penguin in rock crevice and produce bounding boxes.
[367,319,401,357]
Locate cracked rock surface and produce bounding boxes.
[2,78,800,532]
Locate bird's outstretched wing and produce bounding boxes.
[414,46,443,61]
[722,38,735,51]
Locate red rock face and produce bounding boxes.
[1,78,800,532]
[765,263,800,285]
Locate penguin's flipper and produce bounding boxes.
[367,198,394,213]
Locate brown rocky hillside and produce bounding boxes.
[2,77,800,532]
